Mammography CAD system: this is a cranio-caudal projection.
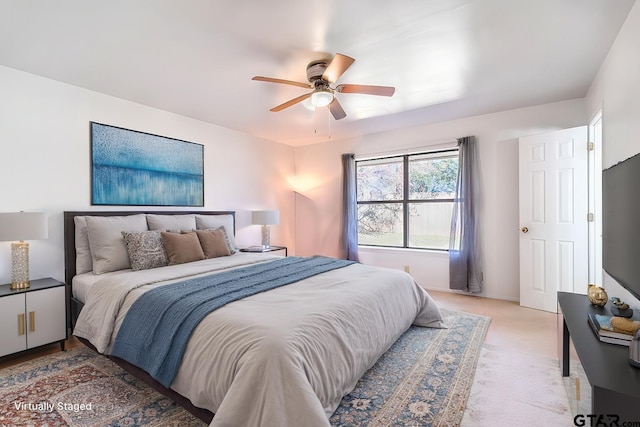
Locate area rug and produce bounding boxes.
[0,309,489,427]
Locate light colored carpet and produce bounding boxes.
[461,343,573,427]
[562,360,591,419]
[0,309,489,427]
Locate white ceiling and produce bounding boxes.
[0,0,635,146]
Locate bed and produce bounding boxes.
[64,210,444,427]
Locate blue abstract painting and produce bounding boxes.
[91,122,204,206]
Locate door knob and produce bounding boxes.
[521,227,529,233]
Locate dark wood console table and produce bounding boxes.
[558,291,640,421]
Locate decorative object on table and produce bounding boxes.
[251,210,279,249]
[610,296,634,318]
[587,284,608,307]
[629,330,640,368]
[610,316,640,335]
[239,246,287,256]
[0,212,48,289]
[242,246,273,252]
[588,313,639,347]
[91,122,204,206]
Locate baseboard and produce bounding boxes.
[423,286,520,303]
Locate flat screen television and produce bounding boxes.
[602,152,640,302]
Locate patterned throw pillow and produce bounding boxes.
[121,230,169,271]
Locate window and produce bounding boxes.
[356,149,459,250]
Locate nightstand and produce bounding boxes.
[240,246,288,257]
[0,278,67,358]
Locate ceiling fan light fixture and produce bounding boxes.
[311,89,334,108]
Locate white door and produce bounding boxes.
[519,127,589,312]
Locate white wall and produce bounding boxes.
[0,65,295,285]
[586,1,640,309]
[294,99,587,300]
[6,10,636,303]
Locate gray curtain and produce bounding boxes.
[449,136,482,292]
[342,153,360,261]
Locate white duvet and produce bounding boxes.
[74,253,444,427]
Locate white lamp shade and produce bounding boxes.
[0,212,48,241]
[251,210,280,226]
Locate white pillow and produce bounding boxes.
[146,214,196,231]
[85,214,148,274]
[74,216,93,274]
[195,214,238,252]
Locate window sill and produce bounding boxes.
[358,245,449,257]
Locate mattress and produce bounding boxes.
[72,271,121,303]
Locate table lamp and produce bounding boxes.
[251,210,279,249]
[0,212,48,289]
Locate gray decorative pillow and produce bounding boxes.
[86,214,148,274]
[74,216,93,274]
[146,214,196,231]
[122,230,168,271]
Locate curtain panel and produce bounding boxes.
[449,136,482,292]
[342,153,360,261]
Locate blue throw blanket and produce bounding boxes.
[111,256,355,387]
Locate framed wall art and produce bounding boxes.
[90,122,204,206]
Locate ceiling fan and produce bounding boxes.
[252,53,395,120]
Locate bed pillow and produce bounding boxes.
[85,214,148,274]
[195,214,238,253]
[161,231,205,265]
[195,228,232,259]
[74,216,93,274]
[122,230,168,271]
[217,227,238,255]
[146,214,196,231]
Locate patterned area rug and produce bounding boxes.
[330,309,490,426]
[0,309,489,427]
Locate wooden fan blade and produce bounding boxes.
[336,84,395,96]
[322,53,355,83]
[270,92,313,112]
[328,98,347,120]
[252,76,310,89]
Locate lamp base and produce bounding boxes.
[261,225,271,250]
[10,281,30,290]
[11,241,30,290]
